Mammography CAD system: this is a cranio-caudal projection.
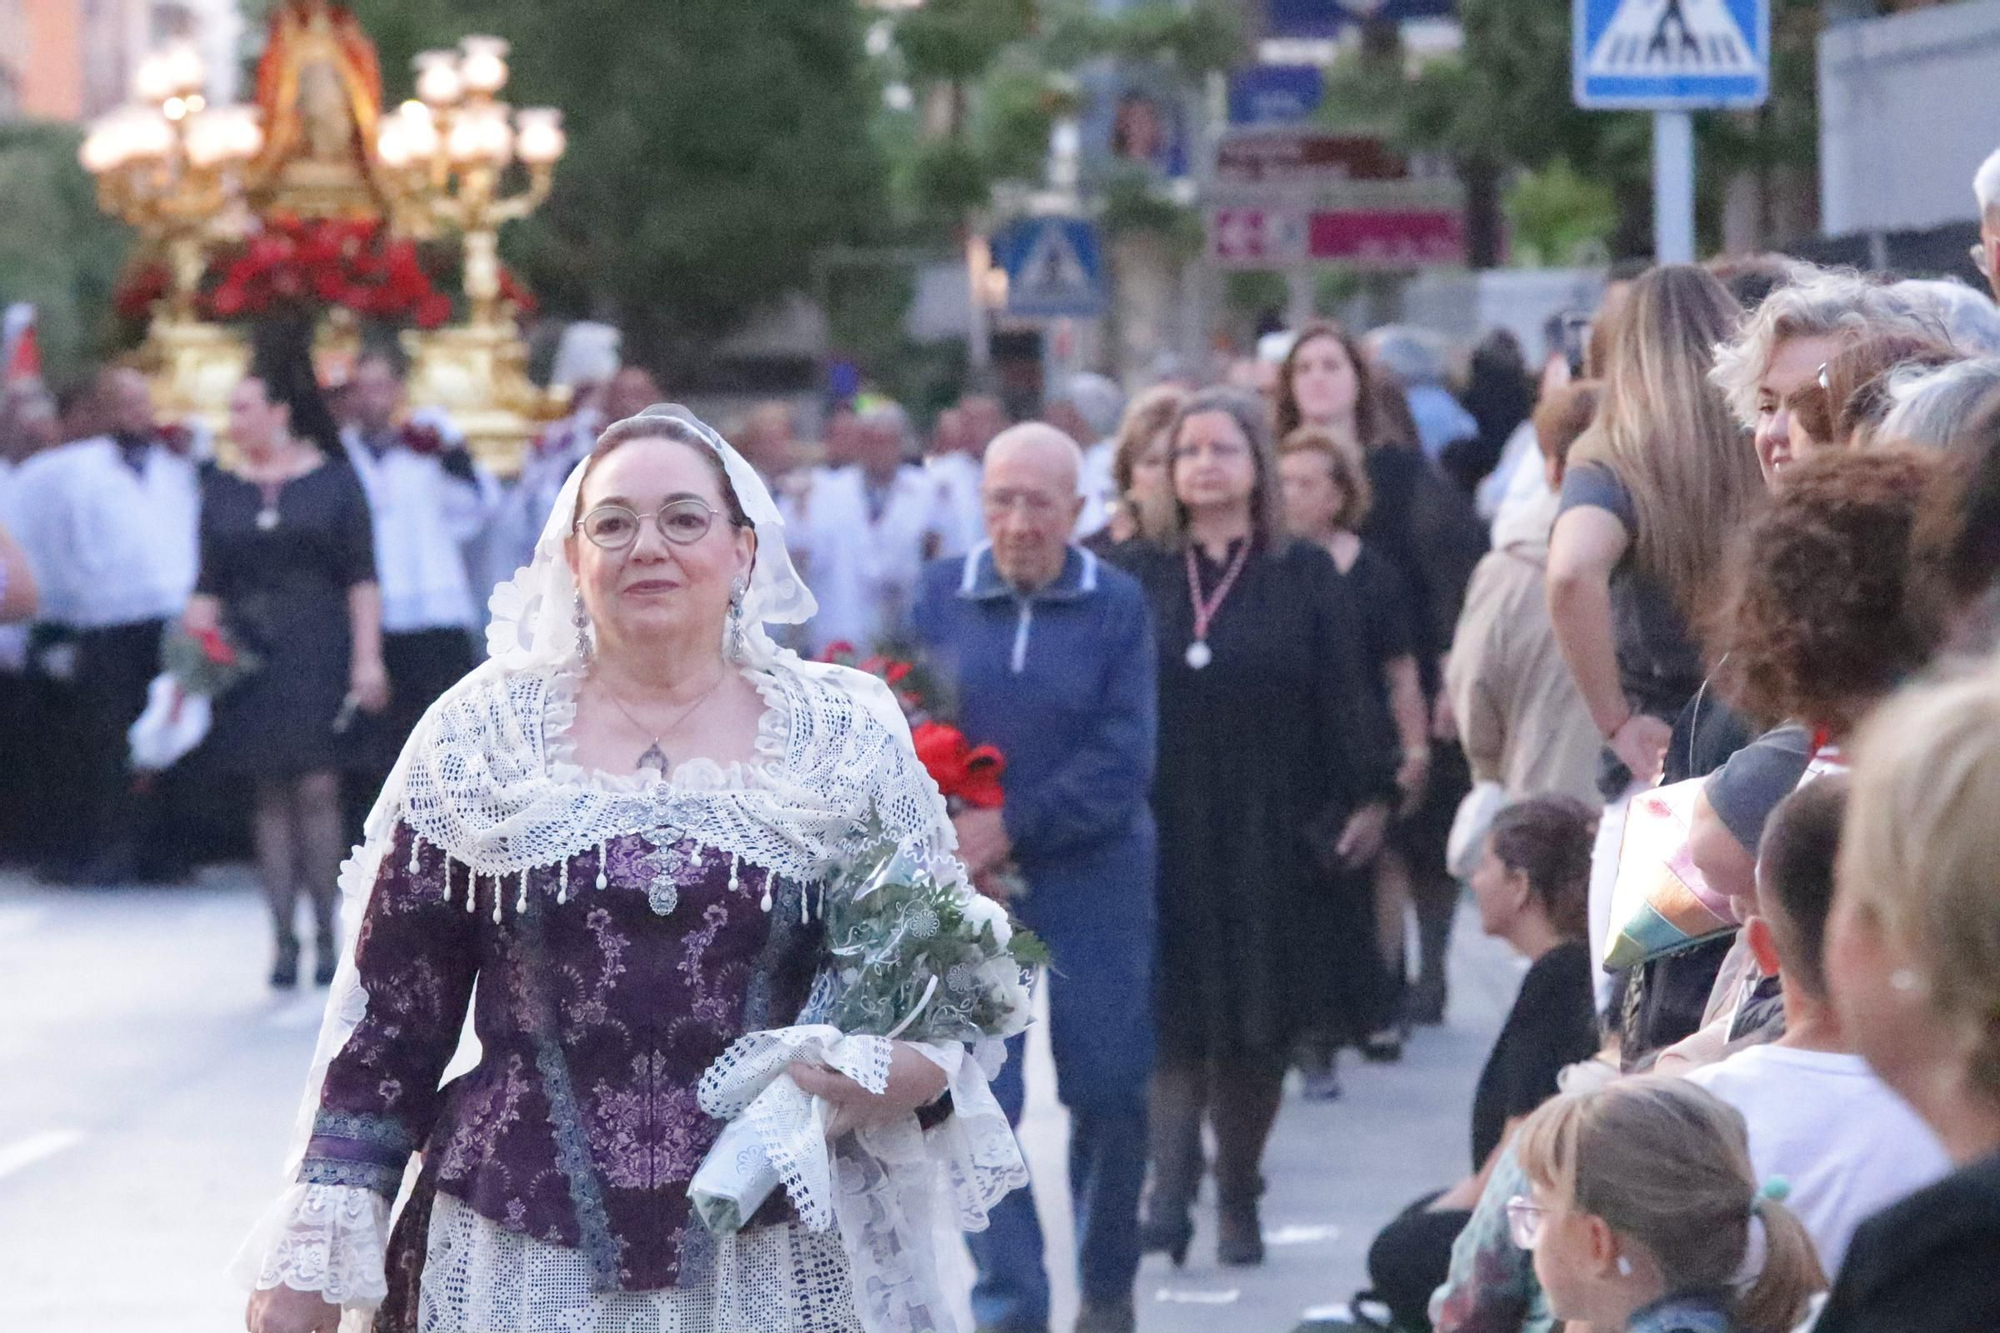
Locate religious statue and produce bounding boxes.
[247,0,385,217]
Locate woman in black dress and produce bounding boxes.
[1278,426,1432,1087]
[1275,321,1488,1026]
[1132,388,1397,1268]
[183,375,385,988]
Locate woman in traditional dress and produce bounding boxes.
[1129,388,1397,1268]
[235,405,1031,1333]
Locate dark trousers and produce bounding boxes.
[39,619,192,881]
[344,627,475,839]
[1366,1191,1473,1330]
[968,927,1153,1330]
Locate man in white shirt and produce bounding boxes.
[1687,776,1951,1275]
[12,368,201,883]
[787,400,958,655]
[339,353,493,825]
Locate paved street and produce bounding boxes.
[0,865,1520,1333]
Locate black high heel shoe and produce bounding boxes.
[1216,1198,1264,1267]
[1138,1211,1194,1268]
[270,936,301,990]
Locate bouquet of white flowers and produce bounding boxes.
[689,828,1043,1235]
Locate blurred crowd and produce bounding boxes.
[12,157,2000,1333]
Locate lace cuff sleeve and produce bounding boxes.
[905,1041,1029,1228]
[227,1182,392,1310]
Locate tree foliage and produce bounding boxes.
[341,0,889,379]
[0,123,132,388]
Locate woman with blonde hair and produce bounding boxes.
[1816,666,2000,1330]
[1547,266,1759,999]
[1093,383,1189,554]
[1509,1076,1824,1333]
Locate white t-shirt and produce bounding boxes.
[1687,1044,1951,1274]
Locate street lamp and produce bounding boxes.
[375,36,565,329]
[79,42,264,322]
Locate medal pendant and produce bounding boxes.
[255,506,280,531]
[1185,640,1213,670]
[637,742,670,774]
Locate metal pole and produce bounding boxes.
[1653,110,1696,264]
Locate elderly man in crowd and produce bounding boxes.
[914,423,1158,1333]
[12,367,200,883]
[788,399,959,653]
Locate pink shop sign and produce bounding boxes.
[1307,209,1465,267]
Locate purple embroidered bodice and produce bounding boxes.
[300,822,825,1292]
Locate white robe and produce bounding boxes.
[341,424,494,634]
[784,464,955,654]
[10,437,199,630]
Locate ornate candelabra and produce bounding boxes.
[372,37,568,464]
[79,43,264,413]
[375,38,566,330]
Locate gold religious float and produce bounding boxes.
[80,0,567,472]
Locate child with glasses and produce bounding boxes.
[1508,1076,1823,1333]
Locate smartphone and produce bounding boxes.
[1560,313,1593,378]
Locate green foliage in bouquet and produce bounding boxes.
[823,829,1047,1045]
[161,626,261,698]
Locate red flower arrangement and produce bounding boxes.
[112,218,541,332]
[821,641,1024,897]
[205,216,452,327]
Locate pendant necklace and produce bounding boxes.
[250,438,303,531]
[599,668,727,775]
[1184,538,1251,671]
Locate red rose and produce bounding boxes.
[884,661,913,685]
[821,641,856,662]
[210,283,248,318]
[911,722,1008,809]
[414,293,453,329]
[195,627,237,667]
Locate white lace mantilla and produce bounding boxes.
[394,660,962,909]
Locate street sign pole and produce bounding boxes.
[1653,110,1696,264]
[1575,0,1769,260]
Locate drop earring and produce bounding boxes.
[725,578,748,662]
[573,589,594,667]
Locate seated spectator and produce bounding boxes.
[1364,797,1600,1329]
[1687,777,1950,1274]
[1511,1076,1825,1333]
[1816,668,2000,1332]
[1447,381,1604,808]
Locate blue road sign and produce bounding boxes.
[1266,0,1454,39]
[1228,65,1325,127]
[1573,0,1769,110]
[994,218,1106,320]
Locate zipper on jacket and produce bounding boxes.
[1011,600,1033,674]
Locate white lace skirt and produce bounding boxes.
[416,1193,863,1333]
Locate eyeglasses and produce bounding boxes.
[577,499,738,549]
[1505,1195,1549,1250]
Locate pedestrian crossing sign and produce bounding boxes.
[995,217,1106,319]
[1574,0,1769,110]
